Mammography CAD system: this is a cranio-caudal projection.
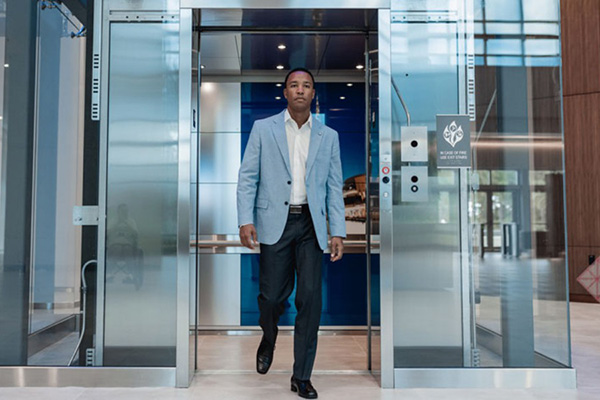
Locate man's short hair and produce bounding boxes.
[284,67,315,87]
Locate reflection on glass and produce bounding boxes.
[491,170,518,185]
[473,0,569,369]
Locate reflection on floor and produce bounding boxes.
[476,253,570,366]
[197,334,381,373]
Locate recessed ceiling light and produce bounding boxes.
[200,64,205,69]
[355,64,364,70]
[340,96,346,100]
[276,65,285,70]
[347,83,353,87]
[278,44,286,50]
[275,96,281,100]
[276,83,282,87]
[3,64,8,68]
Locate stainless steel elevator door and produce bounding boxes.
[104,21,179,366]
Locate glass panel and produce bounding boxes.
[0,1,87,367]
[484,0,522,21]
[29,2,85,356]
[104,22,179,367]
[391,20,463,368]
[473,0,569,368]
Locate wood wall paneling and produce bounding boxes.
[560,0,600,96]
[563,94,600,247]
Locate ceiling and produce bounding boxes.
[197,9,378,78]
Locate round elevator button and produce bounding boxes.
[411,185,419,193]
[411,140,418,148]
[382,176,390,184]
[411,175,419,183]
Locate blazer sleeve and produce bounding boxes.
[237,122,261,227]
[326,131,346,238]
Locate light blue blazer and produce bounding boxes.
[237,110,346,250]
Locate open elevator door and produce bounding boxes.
[189,6,381,376]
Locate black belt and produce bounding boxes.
[289,204,309,214]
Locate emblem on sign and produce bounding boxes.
[443,121,464,148]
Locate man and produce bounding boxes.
[237,67,345,399]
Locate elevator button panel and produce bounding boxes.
[380,158,392,210]
[401,126,428,162]
[401,166,428,202]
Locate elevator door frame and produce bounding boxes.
[188,0,387,386]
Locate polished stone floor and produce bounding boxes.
[1,302,599,399]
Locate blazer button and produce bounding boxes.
[284,201,289,205]
[287,181,291,185]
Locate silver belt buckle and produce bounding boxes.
[289,205,303,214]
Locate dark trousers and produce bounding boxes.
[258,208,323,380]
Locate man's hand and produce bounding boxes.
[330,237,344,262]
[239,224,258,249]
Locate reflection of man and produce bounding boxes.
[237,68,345,399]
[107,204,138,248]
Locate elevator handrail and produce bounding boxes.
[391,76,411,126]
[191,239,379,249]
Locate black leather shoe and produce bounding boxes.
[291,376,318,399]
[256,339,274,375]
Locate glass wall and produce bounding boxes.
[0,1,86,367]
[29,2,86,365]
[388,0,569,371]
[471,0,569,367]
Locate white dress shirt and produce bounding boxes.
[284,109,311,205]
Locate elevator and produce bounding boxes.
[0,0,576,390]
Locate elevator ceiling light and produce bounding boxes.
[275,96,282,100]
[340,96,346,100]
[276,65,285,70]
[347,83,353,87]
[200,64,205,69]
[355,64,364,70]
[276,83,282,87]
[278,44,286,50]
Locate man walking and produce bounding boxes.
[237,67,345,399]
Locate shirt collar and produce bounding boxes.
[284,109,312,129]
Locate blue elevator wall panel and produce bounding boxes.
[240,82,376,326]
[241,254,380,326]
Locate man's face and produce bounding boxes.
[283,71,315,113]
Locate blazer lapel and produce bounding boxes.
[305,119,324,179]
[271,111,292,177]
